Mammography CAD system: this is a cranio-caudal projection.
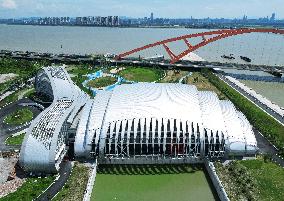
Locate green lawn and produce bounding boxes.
[240,159,284,201]
[119,67,163,82]
[92,165,216,201]
[186,72,226,100]
[67,65,98,76]
[68,65,100,97]
[215,161,259,201]
[52,162,90,201]
[0,88,27,108]
[3,107,33,126]
[0,58,50,98]
[5,133,25,145]
[87,76,117,88]
[215,158,284,201]
[22,88,36,99]
[1,176,55,201]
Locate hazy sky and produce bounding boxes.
[0,0,283,19]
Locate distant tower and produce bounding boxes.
[270,13,276,21]
[150,12,154,22]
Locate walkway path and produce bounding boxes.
[179,72,192,83]
[35,161,72,201]
[217,73,284,167]
[0,99,41,152]
[254,129,284,167]
[18,88,34,100]
[83,161,97,201]
[217,74,284,125]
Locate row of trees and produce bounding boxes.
[201,69,284,156]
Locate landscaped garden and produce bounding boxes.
[1,175,55,201]
[185,72,226,99]
[53,162,90,201]
[5,133,25,145]
[3,107,33,126]
[67,65,100,96]
[215,157,284,201]
[0,58,50,94]
[92,165,216,201]
[86,76,117,88]
[118,67,163,82]
[0,87,35,108]
[159,70,189,83]
[240,158,284,201]
[67,64,98,76]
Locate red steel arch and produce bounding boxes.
[115,28,284,64]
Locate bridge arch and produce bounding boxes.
[115,28,284,64]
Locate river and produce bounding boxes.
[222,69,284,108]
[1,24,284,66]
[1,24,283,107]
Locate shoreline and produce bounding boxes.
[1,23,284,30]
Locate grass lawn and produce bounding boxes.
[22,88,35,99]
[215,158,284,201]
[0,88,27,108]
[1,176,55,201]
[68,66,100,96]
[52,162,90,201]
[186,72,226,100]
[119,67,163,82]
[159,70,188,83]
[66,65,98,76]
[87,76,117,88]
[240,158,284,201]
[92,165,216,201]
[3,107,33,126]
[5,133,25,145]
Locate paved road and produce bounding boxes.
[36,161,72,201]
[0,98,72,201]
[217,74,284,167]
[254,129,284,167]
[218,74,284,125]
[0,98,42,152]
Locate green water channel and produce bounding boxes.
[92,165,217,201]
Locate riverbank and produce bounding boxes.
[1,24,284,66]
[2,23,284,30]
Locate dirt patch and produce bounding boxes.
[0,154,26,198]
[0,73,18,84]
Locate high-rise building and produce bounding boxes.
[107,16,113,26]
[270,13,276,21]
[113,16,119,26]
[150,12,154,23]
[101,17,107,26]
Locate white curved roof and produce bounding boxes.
[103,83,202,124]
[20,66,89,173]
[20,70,258,173]
[75,83,257,158]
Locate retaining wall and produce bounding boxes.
[83,160,97,201]
[205,160,230,201]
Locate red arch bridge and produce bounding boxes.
[115,28,284,64]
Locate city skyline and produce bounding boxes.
[0,0,283,19]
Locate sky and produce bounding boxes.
[0,0,283,19]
